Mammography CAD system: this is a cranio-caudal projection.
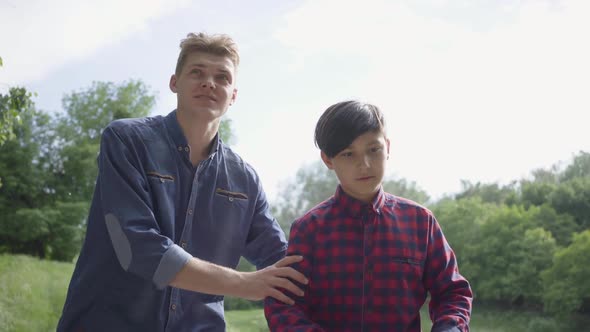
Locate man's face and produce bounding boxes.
[322,130,390,203]
[170,51,237,121]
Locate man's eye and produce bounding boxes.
[191,69,201,75]
[217,75,229,81]
[341,152,353,157]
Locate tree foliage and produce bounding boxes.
[0,80,157,261]
[542,230,590,316]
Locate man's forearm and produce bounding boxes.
[169,257,243,297]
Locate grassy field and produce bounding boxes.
[0,254,73,332]
[1,254,587,331]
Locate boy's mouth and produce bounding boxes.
[357,176,374,181]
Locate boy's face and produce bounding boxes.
[321,130,390,203]
[169,51,237,121]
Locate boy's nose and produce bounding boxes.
[359,155,370,168]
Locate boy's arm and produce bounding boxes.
[264,219,325,332]
[423,214,473,332]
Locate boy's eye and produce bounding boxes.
[191,69,201,75]
[371,147,383,153]
[341,152,353,157]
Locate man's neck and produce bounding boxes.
[176,109,220,166]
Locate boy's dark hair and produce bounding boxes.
[314,100,386,158]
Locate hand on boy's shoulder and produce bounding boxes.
[237,255,308,305]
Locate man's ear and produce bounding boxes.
[169,75,178,93]
[230,88,238,105]
[386,138,391,160]
[321,151,334,170]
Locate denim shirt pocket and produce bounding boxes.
[146,171,176,223]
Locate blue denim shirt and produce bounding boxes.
[57,110,287,332]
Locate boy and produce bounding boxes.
[57,32,306,332]
[265,100,472,331]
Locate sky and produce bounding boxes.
[1,0,589,202]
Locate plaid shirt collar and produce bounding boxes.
[333,184,387,218]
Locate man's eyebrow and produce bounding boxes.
[187,63,232,72]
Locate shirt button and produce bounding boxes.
[181,242,187,249]
[187,209,193,215]
[228,196,234,202]
[177,146,182,151]
[159,178,164,183]
[171,304,176,310]
[184,146,189,152]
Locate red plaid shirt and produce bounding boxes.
[265,185,472,332]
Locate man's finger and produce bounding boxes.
[274,255,303,268]
[268,288,295,305]
[276,266,308,285]
[275,277,304,297]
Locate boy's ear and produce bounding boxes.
[320,151,334,170]
[386,138,390,160]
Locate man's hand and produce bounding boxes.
[235,255,308,305]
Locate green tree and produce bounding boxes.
[219,116,236,145]
[548,177,590,230]
[50,80,156,204]
[0,57,35,147]
[0,109,57,257]
[0,87,34,146]
[469,205,557,306]
[272,161,338,233]
[0,86,36,189]
[0,80,159,261]
[560,151,590,181]
[431,197,494,281]
[455,180,517,205]
[542,230,590,316]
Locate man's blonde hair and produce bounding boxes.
[175,32,240,76]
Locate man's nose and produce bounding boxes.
[200,78,215,89]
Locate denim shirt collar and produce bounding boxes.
[164,110,220,158]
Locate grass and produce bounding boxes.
[1,254,588,331]
[226,309,269,332]
[0,254,74,332]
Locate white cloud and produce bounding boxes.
[273,0,590,198]
[0,0,190,88]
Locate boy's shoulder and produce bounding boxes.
[292,196,336,227]
[385,192,434,218]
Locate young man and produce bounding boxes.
[57,32,307,331]
[265,101,472,331]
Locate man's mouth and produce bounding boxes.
[195,95,216,101]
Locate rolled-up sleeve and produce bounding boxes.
[99,125,192,289]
